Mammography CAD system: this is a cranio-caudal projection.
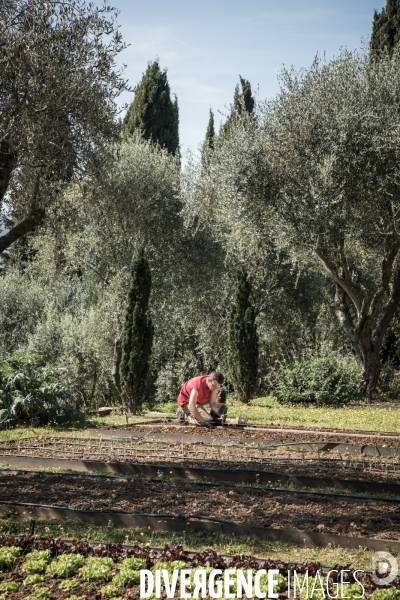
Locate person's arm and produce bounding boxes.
[188,389,205,425]
[209,388,219,412]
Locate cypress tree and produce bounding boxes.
[228,271,258,404]
[221,76,255,138]
[204,109,215,151]
[123,60,180,155]
[370,0,400,60]
[120,246,154,414]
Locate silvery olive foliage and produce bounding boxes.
[0,0,128,253]
[0,135,226,406]
[183,48,400,399]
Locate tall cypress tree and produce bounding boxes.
[120,246,154,414]
[123,60,179,155]
[221,76,255,138]
[371,0,400,60]
[228,271,258,404]
[204,109,215,151]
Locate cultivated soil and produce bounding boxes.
[105,422,400,448]
[1,438,400,483]
[1,471,400,541]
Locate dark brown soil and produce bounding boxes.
[1,471,400,540]
[1,438,400,482]
[109,422,400,448]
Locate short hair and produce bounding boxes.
[208,370,224,384]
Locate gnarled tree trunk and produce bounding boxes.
[316,235,400,401]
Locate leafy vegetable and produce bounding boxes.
[22,550,51,573]
[46,553,85,578]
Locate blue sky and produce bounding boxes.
[112,0,384,155]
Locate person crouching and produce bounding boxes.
[176,371,227,428]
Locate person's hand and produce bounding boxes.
[203,421,215,429]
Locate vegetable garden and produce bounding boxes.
[0,418,400,598]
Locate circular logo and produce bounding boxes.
[371,552,398,586]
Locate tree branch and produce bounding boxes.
[314,238,362,315]
[372,252,400,348]
[0,141,17,203]
[0,208,45,254]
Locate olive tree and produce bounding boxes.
[184,49,400,400]
[0,0,128,253]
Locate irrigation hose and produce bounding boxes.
[0,394,10,423]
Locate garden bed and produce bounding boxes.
[1,470,399,540]
[2,437,400,477]
[0,536,392,600]
[101,422,400,447]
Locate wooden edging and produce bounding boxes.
[1,454,400,496]
[0,500,399,552]
[88,428,400,457]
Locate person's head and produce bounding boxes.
[206,370,224,391]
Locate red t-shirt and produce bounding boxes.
[177,375,211,407]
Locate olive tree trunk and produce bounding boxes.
[316,236,400,401]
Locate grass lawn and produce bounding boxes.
[0,513,391,571]
[153,397,400,432]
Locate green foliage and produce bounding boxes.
[112,569,140,587]
[221,75,255,137]
[204,109,215,151]
[102,584,122,597]
[22,550,51,573]
[152,560,186,573]
[123,60,179,155]
[81,556,113,582]
[228,271,258,403]
[0,545,20,568]
[67,596,86,600]
[46,553,85,578]
[120,557,147,570]
[120,247,154,414]
[0,0,128,253]
[58,579,80,590]
[0,355,83,424]
[371,0,400,60]
[337,583,365,599]
[23,574,43,586]
[24,586,50,599]
[0,581,19,591]
[372,588,400,600]
[270,346,363,406]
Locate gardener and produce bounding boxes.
[176,371,227,428]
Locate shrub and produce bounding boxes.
[0,355,84,424]
[22,550,51,573]
[0,545,21,568]
[81,556,113,582]
[46,553,85,578]
[269,345,363,406]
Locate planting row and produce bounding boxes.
[105,423,400,448]
[0,537,398,599]
[2,437,400,475]
[0,471,399,538]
